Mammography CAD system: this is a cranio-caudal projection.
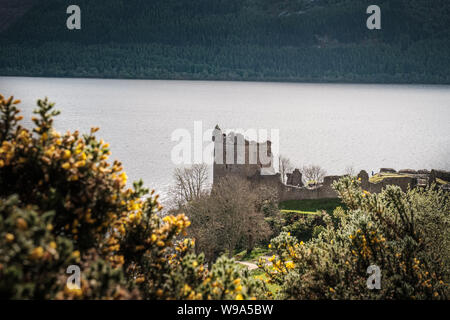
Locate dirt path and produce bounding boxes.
[236,256,273,270]
[235,261,259,270]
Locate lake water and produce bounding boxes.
[1,77,449,202]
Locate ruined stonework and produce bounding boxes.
[279,175,341,201]
[380,168,397,173]
[357,170,417,194]
[430,169,450,183]
[212,129,449,201]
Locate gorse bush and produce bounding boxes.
[0,94,266,299]
[260,176,449,299]
[0,195,77,299]
[1,94,448,300]
[278,211,329,243]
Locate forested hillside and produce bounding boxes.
[1,0,449,83]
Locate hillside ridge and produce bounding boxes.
[1,0,449,83]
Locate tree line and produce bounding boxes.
[0,0,449,83]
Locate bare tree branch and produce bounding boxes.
[301,165,327,185]
[170,163,209,208]
[278,155,293,184]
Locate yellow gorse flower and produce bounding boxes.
[30,247,44,260]
[63,150,71,159]
[61,162,71,170]
[5,233,15,242]
[16,218,28,230]
[285,261,295,270]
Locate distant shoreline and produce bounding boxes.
[2,75,450,88]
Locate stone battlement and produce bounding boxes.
[212,126,275,184]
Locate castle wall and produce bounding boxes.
[279,184,337,201]
[213,163,261,184]
[212,128,273,184]
[366,177,416,193]
[359,170,417,193]
[279,175,340,201]
[278,174,418,202]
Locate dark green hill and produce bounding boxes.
[1,0,449,83]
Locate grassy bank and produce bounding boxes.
[279,198,343,215]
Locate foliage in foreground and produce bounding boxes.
[0,95,266,299]
[261,177,449,299]
[1,94,448,300]
[277,211,328,243]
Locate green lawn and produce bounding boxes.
[279,198,343,214]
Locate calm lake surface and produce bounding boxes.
[1,77,449,201]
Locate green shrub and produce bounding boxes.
[0,94,266,300]
[0,195,75,299]
[261,176,449,299]
[281,211,329,242]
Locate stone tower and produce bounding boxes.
[212,126,274,184]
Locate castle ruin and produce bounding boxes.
[212,126,279,184]
[212,128,450,201]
